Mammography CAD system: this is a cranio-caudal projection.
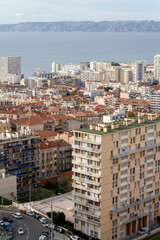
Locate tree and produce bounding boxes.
[47,211,65,225]
[58,177,72,193]
[127,111,135,118]
[104,87,113,92]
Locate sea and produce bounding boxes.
[0,31,160,77]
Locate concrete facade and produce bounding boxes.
[72,114,160,239]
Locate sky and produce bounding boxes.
[0,0,160,24]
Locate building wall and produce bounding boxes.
[0,131,40,200]
[72,116,160,239]
[0,175,17,200]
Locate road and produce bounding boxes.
[0,210,49,240]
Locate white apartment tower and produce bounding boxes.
[132,60,145,82]
[154,54,160,82]
[52,61,61,73]
[1,55,21,76]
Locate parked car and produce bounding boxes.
[18,227,24,235]
[69,236,80,240]
[46,223,56,229]
[41,231,50,237]
[39,235,47,240]
[34,213,41,220]
[39,217,47,224]
[26,211,35,216]
[7,232,14,239]
[3,222,12,231]
[12,212,22,219]
[3,217,13,223]
[0,220,4,226]
[57,227,65,233]
[138,227,149,235]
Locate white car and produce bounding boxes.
[46,223,56,229]
[138,227,149,235]
[12,212,22,219]
[26,211,35,216]
[70,236,80,240]
[39,235,47,240]
[39,217,47,224]
[0,220,4,226]
[18,227,24,235]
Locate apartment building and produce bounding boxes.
[0,127,40,200]
[40,139,72,178]
[70,112,102,128]
[154,54,160,82]
[115,98,151,111]
[72,113,160,239]
[1,55,21,76]
[147,94,160,111]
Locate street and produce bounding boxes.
[0,210,50,240]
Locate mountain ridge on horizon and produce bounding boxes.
[1,20,160,32]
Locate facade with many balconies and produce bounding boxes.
[72,114,160,239]
[0,127,40,200]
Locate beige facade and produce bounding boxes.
[72,114,160,239]
[40,140,72,179]
[0,170,17,200]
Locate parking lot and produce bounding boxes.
[32,192,73,222]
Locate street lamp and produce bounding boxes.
[51,196,54,240]
[28,182,31,209]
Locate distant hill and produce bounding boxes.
[1,21,160,32]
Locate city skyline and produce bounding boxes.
[0,0,160,24]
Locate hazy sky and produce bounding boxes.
[0,0,160,24]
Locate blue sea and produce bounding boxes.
[0,32,160,77]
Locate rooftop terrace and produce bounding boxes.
[75,115,160,135]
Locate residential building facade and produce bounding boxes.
[72,114,160,239]
[0,127,40,200]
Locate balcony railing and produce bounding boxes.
[111,192,160,214]
[112,142,160,158]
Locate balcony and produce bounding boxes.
[111,192,160,214]
[72,160,101,169]
[147,158,153,163]
[74,137,101,144]
[72,190,100,202]
[123,213,148,224]
[121,135,128,140]
[73,206,99,217]
[120,189,127,194]
[147,165,153,170]
[72,168,101,178]
[112,142,160,158]
[121,174,127,179]
[72,144,101,153]
[121,166,128,171]
[74,199,101,211]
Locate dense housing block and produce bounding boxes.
[72,114,160,239]
[0,128,40,200]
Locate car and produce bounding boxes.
[12,212,22,219]
[0,220,4,226]
[18,227,24,235]
[3,217,13,223]
[41,231,50,238]
[46,223,56,229]
[39,235,47,240]
[69,236,80,240]
[34,213,41,220]
[6,236,13,240]
[39,217,47,224]
[7,232,14,238]
[26,211,35,216]
[138,227,149,235]
[57,227,65,233]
